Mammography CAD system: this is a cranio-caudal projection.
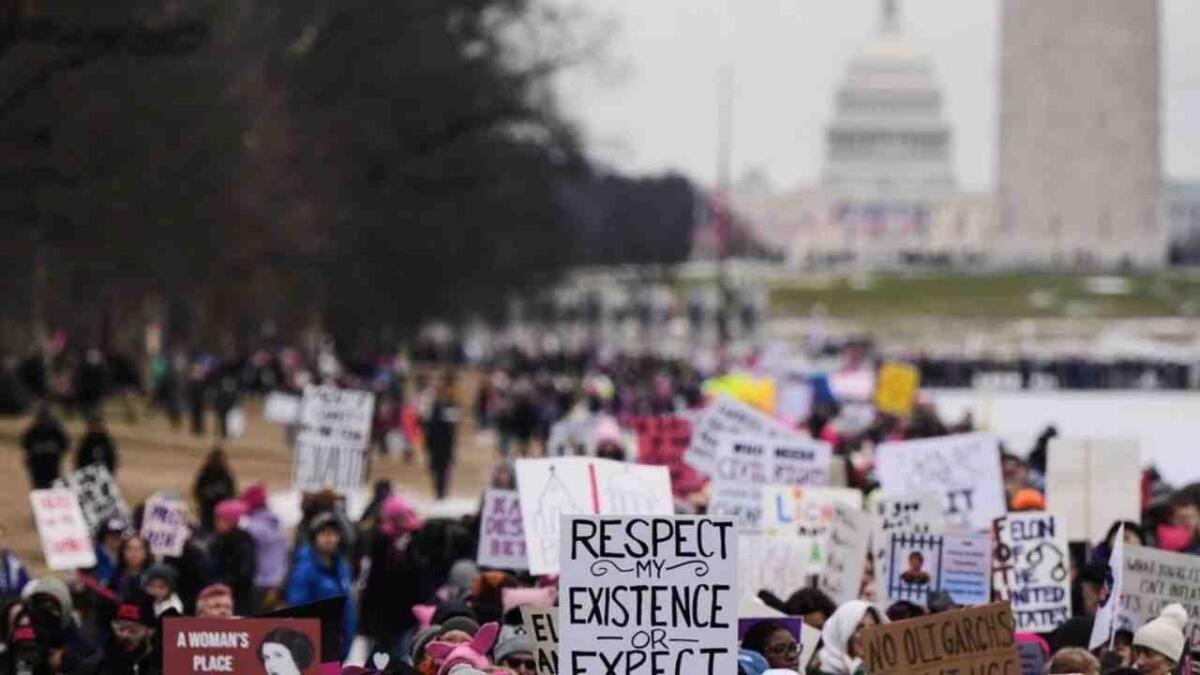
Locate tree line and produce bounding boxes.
[0,0,700,356]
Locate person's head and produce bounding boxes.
[195,584,234,618]
[1104,521,1146,549]
[380,495,422,537]
[119,536,149,572]
[821,600,884,664]
[142,565,178,603]
[783,588,837,630]
[490,463,516,490]
[1113,629,1136,668]
[309,512,342,557]
[885,600,926,622]
[99,518,126,553]
[240,482,269,513]
[86,414,106,433]
[111,598,155,653]
[593,418,626,462]
[907,551,924,573]
[742,620,799,671]
[1168,498,1199,533]
[202,447,229,471]
[1132,604,1187,675]
[492,634,536,675]
[214,499,248,534]
[258,627,315,675]
[1048,647,1101,675]
[20,577,74,630]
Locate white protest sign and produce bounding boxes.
[818,503,872,604]
[53,464,129,533]
[516,458,673,576]
[992,512,1071,633]
[546,417,597,457]
[264,391,301,424]
[521,606,560,675]
[761,485,862,573]
[1045,438,1141,543]
[292,385,376,491]
[1119,544,1200,646]
[559,515,738,675]
[478,489,528,570]
[871,492,945,606]
[30,489,96,571]
[709,433,832,529]
[685,396,793,475]
[1089,526,1125,650]
[886,533,992,606]
[140,494,190,558]
[738,533,820,605]
[875,432,1005,533]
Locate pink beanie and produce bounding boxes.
[239,482,268,511]
[381,495,422,535]
[214,499,248,524]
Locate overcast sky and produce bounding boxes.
[554,0,1200,191]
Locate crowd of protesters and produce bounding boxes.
[1,338,1199,674]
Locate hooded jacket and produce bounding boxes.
[243,505,288,588]
[819,601,885,675]
[286,544,357,655]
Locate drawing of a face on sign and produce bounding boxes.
[259,628,315,675]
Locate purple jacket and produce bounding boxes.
[243,507,287,587]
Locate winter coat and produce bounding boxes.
[21,420,68,488]
[0,551,30,600]
[76,431,118,474]
[243,507,288,588]
[286,544,356,654]
[209,529,257,614]
[358,531,421,642]
[423,400,459,467]
[162,539,210,615]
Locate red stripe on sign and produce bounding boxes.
[588,463,600,514]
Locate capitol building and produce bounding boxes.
[732,0,1187,270]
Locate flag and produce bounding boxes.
[1089,525,1125,650]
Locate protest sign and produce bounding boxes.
[875,432,1005,533]
[1089,526,1125,650]
[709,434,833,529]
[521,607,560,675]
[685,396,793,475]
[886,533,992,606]
[30,489,96,571]
[860,603,1020,675]
[291,385,375,491]
[141,493,190,558]
[163,617,321,674]
[1045,438,1141,543]
[874,362,920,418]
[818,503,872,604]
[264,391,301,424]
[547,416,597,457]
[760,485,862,573]
[872,492,945,605]
[478,489,527,570]
[737,534,819,604]
[515,458,673,575]
[559,515,738,675]
[992,512,1071,633]
[54,464,129,533]
[1119,544,1200,646]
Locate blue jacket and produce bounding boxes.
[0,552,29,599]
[285,544,356,654]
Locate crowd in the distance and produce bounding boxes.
[2,339,1199,674]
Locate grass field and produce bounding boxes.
[767,271,1200,319]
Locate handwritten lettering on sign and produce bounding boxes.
[876,433,1006,533]
[1119,544,1200,646]
[292,385,375,491]
[521,607,560,675]
[992,512,1071,633]
[873,493,945,605]
[860,602,1020,675]
[478,489,528,570]
[559,515,738,675]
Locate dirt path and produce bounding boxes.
[0,382,503,577]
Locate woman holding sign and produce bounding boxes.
[817,600,886,675]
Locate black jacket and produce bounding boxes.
[21,421,68,488]
[358,530,422,641]
[209,529,256,614]
[76,431,118,475]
